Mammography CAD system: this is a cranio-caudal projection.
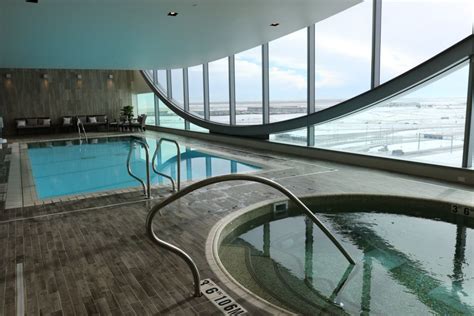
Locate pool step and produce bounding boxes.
[223,239,346,315]
[219,244,290,311]
[250,255,339,315]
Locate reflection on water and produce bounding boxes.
[220,210,474,315]
[28,136,260,198]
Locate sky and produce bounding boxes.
[151,0,473,105]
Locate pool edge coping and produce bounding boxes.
[206,197,296,316]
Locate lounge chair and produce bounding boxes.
[130,114,147,132]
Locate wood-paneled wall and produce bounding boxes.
[0,69,134,135]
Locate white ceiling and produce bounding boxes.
[0,0,360,70]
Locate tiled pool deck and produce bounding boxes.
[0,131,472,315]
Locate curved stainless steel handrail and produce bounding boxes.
[127,138,151,198]
[77,119,88,143]
[146,174,356,297]
[152,145,176,192]
[152,138,181,191]
[141,34,474,137]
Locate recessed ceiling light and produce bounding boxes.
[168,11,178,17]
[270,22,280,27]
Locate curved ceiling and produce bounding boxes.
[0,0,359,69]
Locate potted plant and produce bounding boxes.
[120,105,134,122]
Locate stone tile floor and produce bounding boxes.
[0,131,472,315]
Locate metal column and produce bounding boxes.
[307,25,316,147]
[371,0,382,88]
[153,70,160,125]
[229,55,236,125]
[262,43,270,124]
[462,56,474,168]
[166,69,172,99]
[183,68,190,130]
[203,63,210,120]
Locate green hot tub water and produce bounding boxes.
[219,202,474,315]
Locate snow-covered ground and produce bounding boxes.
[140,97,470,168]
[272,100,467,167]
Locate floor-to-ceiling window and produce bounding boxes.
[136,93,156,126]
[235,46,263,125]
[144,1,474,171]
[157,99,185,130]
[188,64,208,132]
[171,69,184,107]
[269,28,307,144]
[188,65,204,118]
[269,28,307,123]
[380,0,472,83]
[315,0,372,109]
[157,70,167,92]
[311,62,470,167]
[209,57,230,124]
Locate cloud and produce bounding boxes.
[269,66,306,91]
[235,59,261,80]
[269,28,307,71]
[316,34,370,62]
[315,68,345,88]
[380,46,422,78]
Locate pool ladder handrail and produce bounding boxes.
[127,138,151,199]
[77,119,88,143]
[145,174,356,297]
[151,138,181,192]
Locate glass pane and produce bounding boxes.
[270,127,307,146]
[269,28,307,123]
[171,69,184,106]
[136,93,156,126]
[189,123,208,133]
[315,0,372,109]
[381,0,472,83]
[145,69,153,78]
[235,46,262,125]
[209,57,230,124]
[311,63,469,167]
[157,99,185,130]
[157,70,167,92]
[189,65,204,118]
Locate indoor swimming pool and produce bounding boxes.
[27,136,260,199]
[218,196,474,315]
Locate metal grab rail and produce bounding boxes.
[77,119,88,143]
[152,138,181,191]
[146,174,356,297]
[152,148,176,192]
[127,138,151,199]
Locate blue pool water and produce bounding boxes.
[28,136,260,199]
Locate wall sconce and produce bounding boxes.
[76,74,82,80]
[5,74,11,79]
[42,74,49,80]
[108,74,114,80]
